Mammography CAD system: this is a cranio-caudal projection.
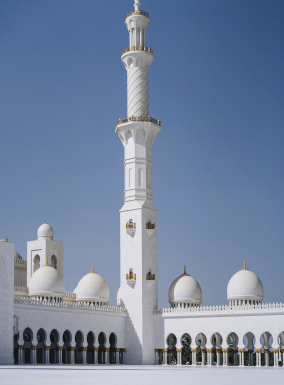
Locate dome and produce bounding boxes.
[29,259,65,298]
[227,261,263,305]
[168,267,202,307]
[37,221,53,239]
[14,251,22,260]
[74,265,110,304]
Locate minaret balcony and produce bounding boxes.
[126,221,136,237]
[146,273,155,280]
[126,10,149,19]
[126,271,136,288]
[116,116,161,128]
[122,46,153,56]
[146,222,156,237]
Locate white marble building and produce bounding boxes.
[0,0,284,368]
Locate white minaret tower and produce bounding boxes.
[115,0,161,365]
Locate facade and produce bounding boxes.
[0,0,284,368]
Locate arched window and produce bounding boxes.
[33,255,40,273]
[51,255,57,270]
[138,168,143,187]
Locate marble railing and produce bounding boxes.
[14,296,127,313]
[154,303,284,314]
[14,258,27,265]
[14,286,29,293]
[116,116,161,128]
[126,10,149,18]
[122,46,153,55]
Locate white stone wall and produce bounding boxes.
[0,241,14,364]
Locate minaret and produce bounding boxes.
[115,0,161,365]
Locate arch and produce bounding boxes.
[125,129,132,144]
[195,333,207,365]
[260,331,273,367]
[127,57,133,68]
[87,332,95,364]
[136,127,145,145]
[210,332,223,365]
[36,328,46,364]
[166,333,177,365]
[109,332,117,364]
[98,332,106,364]
[62,330,72,364]
[33,255,40,273]
[181,333,191,365]
[50,329,59,364]
[138,168,143,188]
[226,332,239,366]
[243,332,256,366]
[75,330,84,364]
[50,255,57,270]
[23,328,33,364]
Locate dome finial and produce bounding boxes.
[45,219,46,224]
[90,264,96,274]
[242,260,247,270]
[184,265,186,275]
[45,256,49,266]
[134,0,141,11]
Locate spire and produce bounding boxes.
[45,219,47,224]
[134,0,141,11]
[184,265,186,275]
[242,260,247,270]
[45,256,49,266]
[90,264,96,274]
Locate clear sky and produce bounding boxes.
[1,0,284,307]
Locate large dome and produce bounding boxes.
[168,267,202,307]
[29,260,65,298]
[74,266,109,304]
[37,221,53,239]
[14,251,22,260]
[227,262,263,305]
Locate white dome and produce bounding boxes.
[29,263,65,298]
[169,268,202,306]
[74,266,109,303]
[227,262,263,303]
[37,222,53,239]
[14,251,22,260]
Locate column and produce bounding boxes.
[129,29,132,47]
[201,349,206,365]
[32,346,37,364]
[116,348,120,364]
[162,349,167,365]
[176,349,182,366]
[70,347,75,364]
[233,350,238,365]
[238,349,245,366]
[94,347,98,364]
[58,347,63,364]
[222,349,229,366]
[18,345,23,365]
[155,349,159,365]
[105,348,110,364]
[216,349,222,366]
[134,28,137,47]
[264,349,270,367]
[273,349,279,367]
[255,349,261,367]
[191,348,197,365]
[83,347,87,364]
[140,28,143,48]
[281,349,284,367]
[45,347,50,364]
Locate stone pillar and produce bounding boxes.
[201,349,206,365]
[94,347,98,364]
[222,349,229,366]
[264,349,270,367]
[122,349,126,364]
[18,345,23,365]
[105,348,110,364]
[191,348,197,365]
[82,347,87,364]
[45,347,50,364]
[32,346,37,364]
[176,349,182,366]
[206,349,212,365]
[162,349,167,365]
[70,347,75,364]
[140,28,143,47]
[238,349,245,366]
[248,350,253,366]
[273,349,279,367]
[255,349,261,367]
[233,350,238,365]
[281,349,284,367]
[116,348,120,364]
[58,347,63,364]
[216,349,222,366]
[155,349,159,365]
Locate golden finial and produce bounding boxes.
[45,256,49,266]
[242,260,247,270]
[90,264,96,274]
[184,265,186,275]
[45,220,47,224]
[5,236,8,242]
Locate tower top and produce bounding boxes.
[134,0,141,11]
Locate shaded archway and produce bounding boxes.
[260,332,273,366]
[226,332,239,365]
[50,329,59,364]
[75,331,84,364]
[62,330,72,364]
[23,328,33,364]
[181,333,191,365]
[87,332,95,364]
[243,332,256,366]
[109,333,117,364]
[278,332,284,367]
[210,332,223,365]
[195,333,207,365]
[36,328,46,363]
[98,332,106,364]
[166,333,177,364]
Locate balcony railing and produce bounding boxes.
[126,272,136,280]
[126,222,136,229]
[146,223,155,229]
[146,273,155,280]
[126,10,149,18]
[122,46,153,56]
[116,116,161,128]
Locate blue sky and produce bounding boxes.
[1,0,284,307]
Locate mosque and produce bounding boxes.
[0,0,284,368]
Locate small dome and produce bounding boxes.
[37,222,53,239]
[227,261,263,304]
[29,261,65,298]
[168,267,202,307]
[74,265,109,303]
[14,251,22,260]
